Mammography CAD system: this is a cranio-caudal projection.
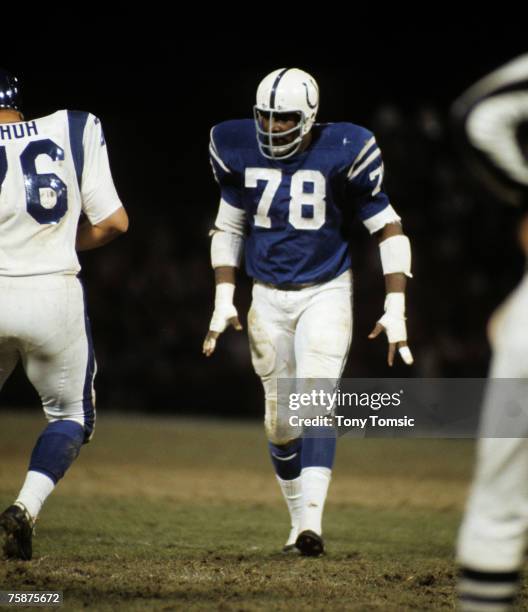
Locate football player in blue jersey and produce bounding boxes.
[203,68,413,556]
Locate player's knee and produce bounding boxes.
[248,310,276,377]
[44,402,95,445]
[264,399,301,445]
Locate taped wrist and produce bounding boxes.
[215,282,235,308]
[210,283,237,333]
[379,235,412,278]
[384,292,405,318]
[379,292,407,342]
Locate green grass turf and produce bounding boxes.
[0,411,519,610]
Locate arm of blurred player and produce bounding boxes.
[76,207,129,251]
[368,221,414,367]
[452,54,528,206]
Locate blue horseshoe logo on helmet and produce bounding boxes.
[303,82,317,109]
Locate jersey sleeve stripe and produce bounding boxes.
[209,144,231,174]
[67,111,89,188]
[346,136,376,178]
[209,127,219,155]
[354,136,376,163]
[209,127,232,174]
[347,148,382,180]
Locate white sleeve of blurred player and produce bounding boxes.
[452,54,528,203]
[473,276,528,441]
[81,115,124,224]
[466,92,528,187]
[487,274,528,375]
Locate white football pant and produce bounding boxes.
[0,275,96,439]
[457,275,528,572]
[248,269,353,445]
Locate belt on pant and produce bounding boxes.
[254,279,321,291]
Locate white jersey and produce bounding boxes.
[0,110,123,276]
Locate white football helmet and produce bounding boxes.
[254,68,319,160]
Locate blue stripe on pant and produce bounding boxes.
[79,277,96,443]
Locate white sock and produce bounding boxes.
[300,467,332,536]
[276,475,303,546]
[15,471,56,522]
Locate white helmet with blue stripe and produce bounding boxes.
[254,68,319,160]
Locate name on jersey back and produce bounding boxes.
[0,122,38,140]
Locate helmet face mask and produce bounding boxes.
[253,108,305,159]
[254,68,319,160]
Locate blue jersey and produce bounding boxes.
[209,119,394,285]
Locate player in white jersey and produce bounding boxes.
[0,69,128,560]
[203,68,414,555]
[453,55,528,611]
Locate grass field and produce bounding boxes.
[0,411,515,610]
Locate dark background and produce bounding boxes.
[3,28,528,417]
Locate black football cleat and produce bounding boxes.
[295,530,325,557]
[0,504,34,561]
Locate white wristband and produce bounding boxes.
[384,292,405,317]
[209,282,238,334]
[379,235,412,278]
[215,282,235,307]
